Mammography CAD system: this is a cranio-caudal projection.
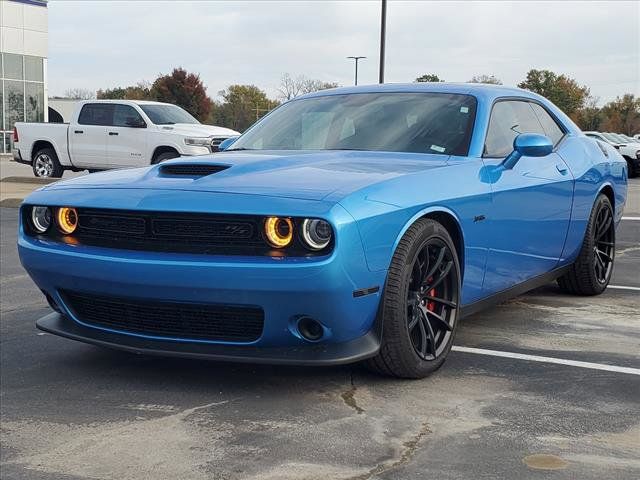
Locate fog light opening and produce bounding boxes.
[297,316,324,342]
[42,290,61,313]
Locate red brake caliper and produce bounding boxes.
[427,288,436,312]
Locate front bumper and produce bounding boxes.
[36,312,380,365]
[19,200,386,365]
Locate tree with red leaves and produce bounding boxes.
[150,68,212,122]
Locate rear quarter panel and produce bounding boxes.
[16,122,72,166]
[557,135,627,264]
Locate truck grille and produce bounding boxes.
[210,137,230,152]
[61,290,264,343]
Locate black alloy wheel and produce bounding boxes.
[366,218,461,378]
[558,194,615,295]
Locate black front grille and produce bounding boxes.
[160,163,228,176]
[74,209,271,255]
[210,137,229,152]
[61,290,264,342]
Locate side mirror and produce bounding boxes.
[218,136,240,151]
[502,133,553,169]
[126,117,146,128]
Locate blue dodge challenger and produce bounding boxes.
[18,83,627,378]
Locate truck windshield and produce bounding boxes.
[139,104,199,125]
[230,92,477,156]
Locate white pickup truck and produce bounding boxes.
[12,100,240,177]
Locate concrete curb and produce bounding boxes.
[1,176,58,185]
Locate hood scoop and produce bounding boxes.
[159,163,230,177]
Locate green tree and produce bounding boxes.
[212,85,280,132]
[599,94,640,135]
[97,81,151,100]
[518,69,589,116]
[149,68,212,122]
[468,74,502,85]
[574,96,603,131]
[415,73,443,83]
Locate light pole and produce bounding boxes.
[379,0,387,84]
[347,56,366,86]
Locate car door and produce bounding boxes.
[70,103,110,168]
[106,104,148,167]
[481,99,574,293]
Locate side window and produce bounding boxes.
[530,103,565,145]
[113,104,145,127]
[78,104,113,126]
[484,101,544,157]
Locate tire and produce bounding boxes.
[32,148,63,178]
[624,157,638,178]
[558,194,615,295]
[365,218,461,379]
[152,150,179,164]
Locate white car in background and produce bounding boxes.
[584,131,640,178]
[12,100,240,178]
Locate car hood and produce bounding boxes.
[45,150,450,202]
[157,123,240,137]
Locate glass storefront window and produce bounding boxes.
[5,80,25,130]
[24,57,44,82]
[1,84,4,130]
[3,54,24,80]
[26,83,45,122]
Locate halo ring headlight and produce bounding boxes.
[265,217,293,248]
[31,206,52,233]
[301,219,332,251]
[57,207,78,235]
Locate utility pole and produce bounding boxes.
[379,0,387,84]
[347,56,366,86]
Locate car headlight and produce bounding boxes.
[184,137,212,147]
[30,206,52,233]
[57,207,78,234]
[301,219,332,251]
[264,217,293,248]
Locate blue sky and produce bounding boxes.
[48,1,639,104]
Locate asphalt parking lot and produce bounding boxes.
[1,181,638,480]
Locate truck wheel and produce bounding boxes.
[33,148,63,178]
[152,151,179,164]
[624,157,638,178]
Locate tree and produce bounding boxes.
[97,81,152,100]
[599,94,640,135]
[518,69,589,116]
[64,88,95,100]
[149,68,212,122]
[574,96,603,131]
[212,85,279,132]
[278,73,338,101]
[415,74,443,83]
[468,74,502,85]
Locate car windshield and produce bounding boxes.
[601,132,623,144]
[230,93,478,156]
[139,104,200,125]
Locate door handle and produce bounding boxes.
[556,164,568,175]
[108,132,119,136]
[74,130,83,134]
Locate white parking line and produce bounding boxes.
[452,346,640,375]
[608,285,640,291]
[621,216,640,221]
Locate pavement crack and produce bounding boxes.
[346,421,432,480]
[341,370,365,415]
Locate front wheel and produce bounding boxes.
[32,148,63,178]
[624,157,638,178]
[558,194,615,295]
[366,218,461,379]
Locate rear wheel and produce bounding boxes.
[366,218,461,379]
[558,194,615,295]
[32,148,63,178]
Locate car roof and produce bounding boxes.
[78,99,169,106]
[300,82,543,103]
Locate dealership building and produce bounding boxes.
[0,0,48,153]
